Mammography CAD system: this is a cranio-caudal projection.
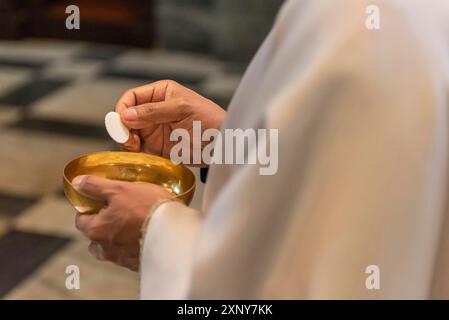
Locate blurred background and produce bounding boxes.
[0,0,283,299]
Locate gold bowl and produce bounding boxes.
[63,151,196,214]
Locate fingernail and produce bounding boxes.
[123,108,138,121]
[72,176,86,191]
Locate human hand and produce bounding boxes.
[72,175,174,271]
[115,80,226,166]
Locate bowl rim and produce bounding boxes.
[63,151,196,200]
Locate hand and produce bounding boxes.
[116,80,226,166]
[72,175,174,271]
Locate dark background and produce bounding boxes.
[0,0,283,62]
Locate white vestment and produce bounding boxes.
[141,0,449,299]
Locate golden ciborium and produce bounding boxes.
[63,151,196,214]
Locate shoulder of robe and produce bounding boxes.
[272,0,439,50]
[263,0,446,129]
[269,0,442,81]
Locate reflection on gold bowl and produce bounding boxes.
[63,151,196,214]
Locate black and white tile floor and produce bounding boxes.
[0,39,241,299]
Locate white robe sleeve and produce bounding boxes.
[140,201,202,299]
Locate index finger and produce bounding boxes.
[75,212,97,235]
[115,81,169,114]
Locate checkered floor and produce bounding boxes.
[0,39,241,299]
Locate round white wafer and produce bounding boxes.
[105,112,130,144]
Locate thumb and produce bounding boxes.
[72,175,119,202]
[121,100,185,129]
